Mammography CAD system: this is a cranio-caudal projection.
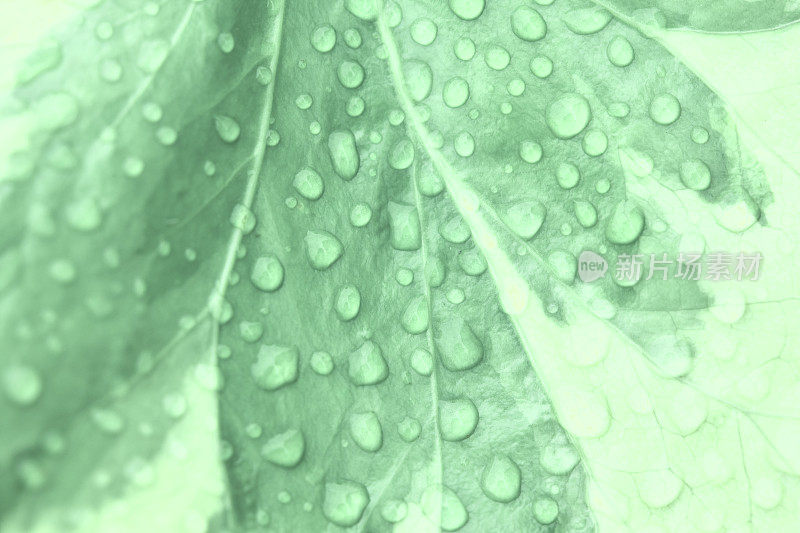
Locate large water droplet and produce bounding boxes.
[680,159,711,190]
[605,201,645,244]
[349,412,382,452]
[411,18,438,45]
[261,429,305,467]
[502,200,546,239]
[511,6,547,41]
[251,254,284,292]
[293,167,324,200]
[251,345,299,390]
[443,77,470,108]
[435,318,483,371]
[388,202,421,250]
[449,0,485,20]
[311,25,336,53]
[563,7,613,34]
[481,455,521,503]
[335,284,361,321]
[421,485,469,531]
[337,60,365,89]
[389,138,415,170]
[323,480,370,526]
[404,60,433,102]
[348,341,389,385]
[546,93,591,139]
[649,93,681,125]
[214,115,240,143]
[328,130,359,180]
[2,365,42,405]
[401,295,429,334]
[305,230,343,270]
[607,35,634,67]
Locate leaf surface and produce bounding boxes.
[1,0,799,532]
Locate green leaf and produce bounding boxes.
[599,0,800,32]
[1,0,799,532]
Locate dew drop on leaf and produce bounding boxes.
[251,345,300,391]
[261,428,305,467]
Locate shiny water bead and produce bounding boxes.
[304,230,343,270]
[546,93,591,139]
[607,35,634,67]
[449,0,485,20]
[519,140,542,163]
[311,25,336,53]
[335,284,361,321]
[680,159,712,190]
[397,417,421,442]
[261,428,305,467]
[481,455,522,502]
[411,18,437,45]
[454,37,476,61]
[310,351,334,375]
[443,77,470,108]
[217,32,235,53]
[2,364,42,405]
[530,56,553,78]
[293,167,324,200]
[249,254,283,290]
[344,28,362,48]
[337,60,365,88]
[323,480,369,526]
[507,78,525,96]
[484,47,510,70]
[349,412,382,452]
[556,162,580,189]
[348,341,389,385]
[650,93,681,125]
[328,130,359,180]
[511,6,547,41]
[454,132,475,157]
[251,345,299,390]
[581,129,608,156]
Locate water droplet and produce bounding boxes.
[401,295,429,334]
[18,39,62,84]
[328,130,360,180]
[323,480,370,526]
[511,6,547,41]
[162,392,186,418]
[239,321,264,343]
[533,498,559,524]
[214,115,240,143]
[49,259,76,283]
[251,345,299,390]
[574,200,598,227]
[122,156,144,178]
[691,126,709,144]
[2,365,42,405]
[635,470,683,508]
[582,129,608,156]
[563,7,613,34]
[337,60,365,89]
[305,230,343,270]
[99,58,122,82]
[142,101,162,122]
[435,318,483,371]
[348,341,388,385]
[680,159,711,190]
[34,93,79,130]
[262,429,305,467]
[540,441,579,474]
[607,35,634,67]
[443,77,470,108]
[426,256,446,287]
[230,203,256,234]
[91,408,124,434]
[547,93,591,139]
[293,167,324,200]
[95,21,114,40]
[485,46,510,70]
[507,78,525,97]
[449,0,485,20]
[454,131,475,157]
[156,126,177,145]
[411,18,437,45]
[344,28,362,48]
[250,254,284,292]
[350,203,372,227]
[649,93,681,125]
[311,25,336,53]
[409,348,433,377]
[519,140,543,163]
[454,37,476,61]
[481,455,521,502]
[404,60,433,102]
[256,66,273,85]
[530,55,553,78]
[65,198,102,231]
[548,250,577,282]
[217,32,235,53]
[605,201,645,244]
[335,284,361,321]
[502,200,546,239]
[398,416,421,442]
[388,202,421,250]
[420,484,469,531]
[458,247,487,276]
[439,216,471,244]
[346,96,365,117]
[389,138,415,170]
[310,351,334,375]
[349,412,382,452]
[381,500,408,523]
